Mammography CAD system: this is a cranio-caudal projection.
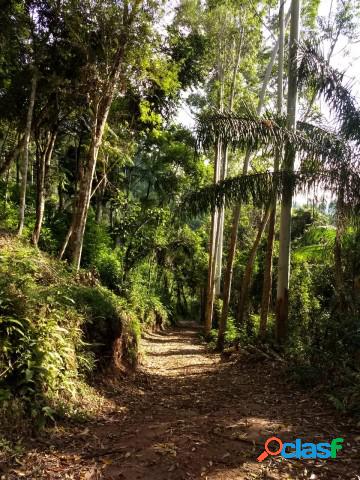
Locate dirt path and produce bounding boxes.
[2,325,360,479]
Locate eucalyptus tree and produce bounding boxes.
[31,100,58,246]
[192,84,355,343]
[218,0,289,348]
[259,0,285,336]
[275,0,301,343]
[235,0,323,333]
[18,71,37,236]
[198,0,265,336]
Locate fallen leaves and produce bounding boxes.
[2,327,360,480]
[153,442,177,457]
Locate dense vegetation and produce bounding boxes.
[1,0,360,433]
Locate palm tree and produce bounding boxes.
[188,107,358,343]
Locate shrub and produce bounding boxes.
[94,249,123,292]
[0,238,141,426]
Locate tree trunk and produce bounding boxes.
[17,72,37,236]
[259,209,276,336]
[4,166,10,206]
[95,171,107,224]
[204,25,224,326]
[58,183,64,212]
[334,227,345,308]
[334,189,346,310]
[259,0,285,337]
[237,207,271,325]
[0,135,24,177]
[217,203,241,350]
[214,145,227,296]
[95,195,103,224]
[275,0,300,344]
[31,130,57,246]
[16,153,20,187]
[214,29,244,298]
[204,140,222,336]
[258,6,290,108]
[66,135,102,269]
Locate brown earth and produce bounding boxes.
[2,324,360,480]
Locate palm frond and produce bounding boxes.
[182,169,360,218]
[297,121,352,171]
[293,244,333,262]
[293,224,336,262]
[299,43,360,144]
[196,112,351,170]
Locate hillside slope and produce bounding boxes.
[0,234,140,429]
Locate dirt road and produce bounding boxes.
[3,326,360,479]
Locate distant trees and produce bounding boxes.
[18,71,37,236]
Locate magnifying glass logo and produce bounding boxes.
[257,436,283,462]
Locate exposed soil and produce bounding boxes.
[1,324,360,479]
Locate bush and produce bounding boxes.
[287,260,360,414]
[0,237,141,426]
[127,264,169,330]
[94,248,123,292]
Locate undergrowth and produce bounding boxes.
[0,236,141,430]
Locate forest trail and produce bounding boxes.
[4,325,360,480]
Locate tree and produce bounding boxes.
[200,0,265,337]
[31,124,57,246]
[59,0,143,269]
[217,8,289,349]
[259,0,285,337]
[275,0,301,344]
[18,70,37,236]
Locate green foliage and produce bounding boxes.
[0,238,141,425]
[94,249,123,292]
[0,242,85,424]
[302,0,321,30]
[1,0,360,433]
[81,215,112,267]
[293,224,336,262]
[71,284,140,368]
[299,42,360,146]
[224,315,238,344]
[287,253,360,414]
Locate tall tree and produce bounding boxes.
[259,0,285,337]
[17,70,37,236]
[31,125,57,246]
[217,10,290,350]
[203,0,264,337]
[275,0,301,344]
[60,0,143,270]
